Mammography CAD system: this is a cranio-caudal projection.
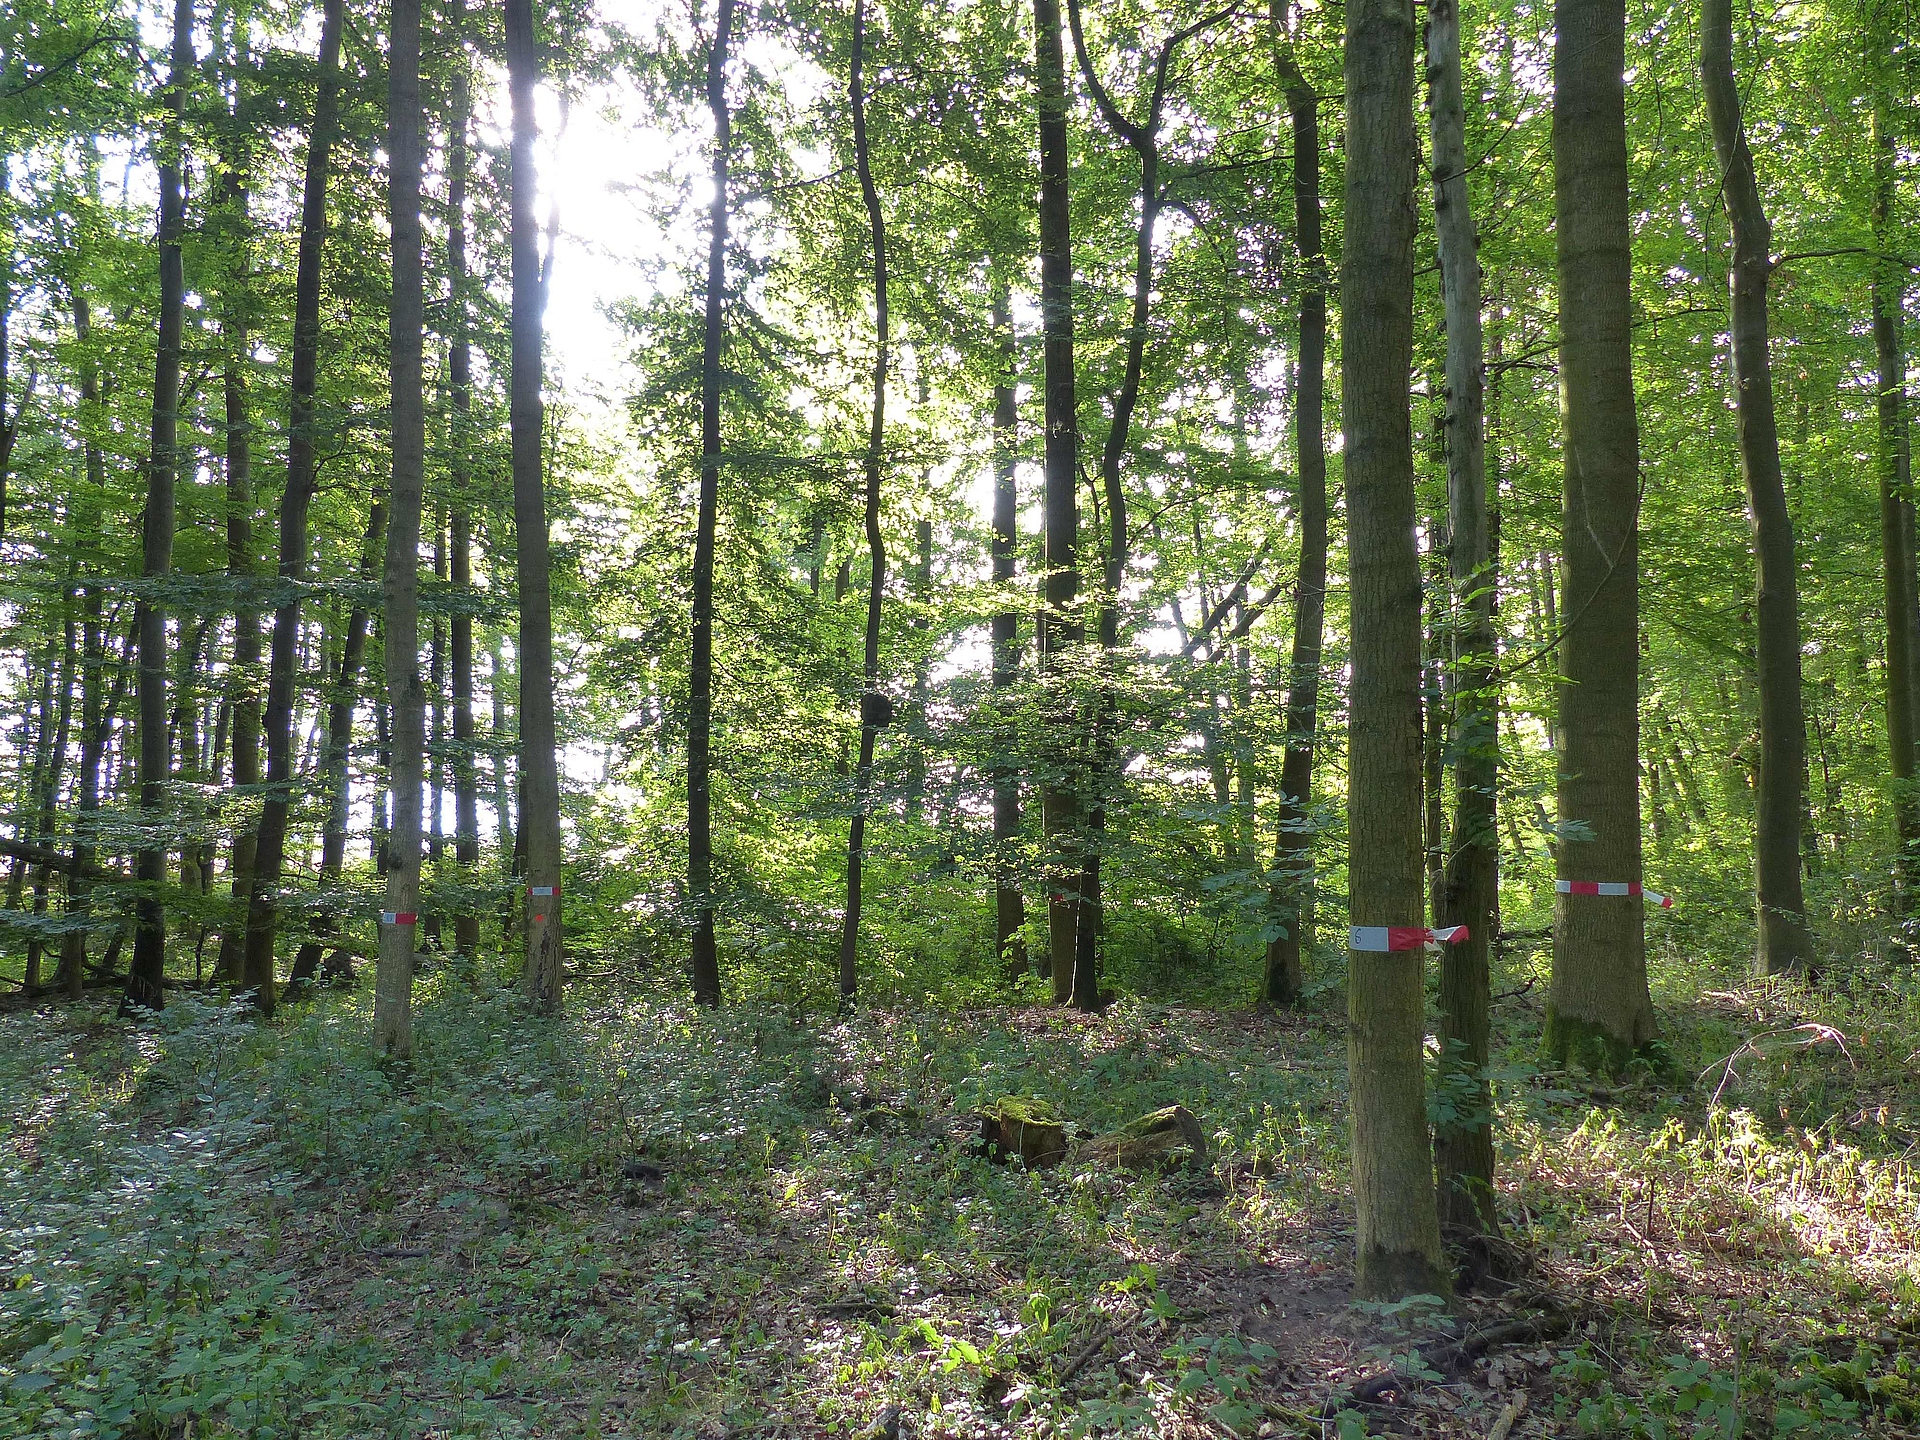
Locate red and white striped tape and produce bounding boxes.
[1556,880,1672,908]
[1349,925,1470,952]
[380,911,418,925]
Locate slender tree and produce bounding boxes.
[688,0,736,1007]
[837,0,888,1007]
[1546,0,1657,1066]
[1342,0,1448,1298]
[1033,0,1081,1002]
[1263,21,1327,1007]
[123,0,195,1015]
[1869,4,1918,919]
[374,0,427,1056]
[447,1,482,955]
[1428,0,1500,1235]
[241,0,346,1015]
[989,289,1026,976]
[506,0,564,1009]
[1700,0,1813,977]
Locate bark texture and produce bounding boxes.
[374,0,426,1057]
[1547,0,1657,1067]
[507,0,564,1009]
[1428,0,1500,1236]
[1701,0,1813,977]
[1342,0,1447,1299]
[990,291,1027,976]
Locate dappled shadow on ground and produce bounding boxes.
[6,979,1920,1437]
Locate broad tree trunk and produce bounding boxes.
[375,0,427,1057]
[1701,0,1813,977]
[837,0,889,1008]
[289,498,381,986]
[1429,0,1500,1237]
[506,0,564,1010]
[448,13,481,955]
[242,0,346,1017]
[989,289,1027,976]
[1034,0,1081,1002]
[1870,40,1918,920]
[688,0,735,1007]
[125,0,195,1015]
[1264,31,1327,1006]
[1341,0,1447,1299]
[1547,0,1657,1066]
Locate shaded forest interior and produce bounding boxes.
[3,0,1920,1432]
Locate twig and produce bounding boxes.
[1054,1323,1114,1386]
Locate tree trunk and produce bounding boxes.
[506,0,564,1010]
[25,614,75,991]
[375,0,427,1057]
[990,289,1027,977]
[241,0,346,1017]
[1546,0,1657,1067]
[1341,0,1447,1299]
[1700,0,1813,978]
[1870,42,1918,921]
[426,506,446,948]
[448,10,482,956]
[1429,0,1500,1237]
[289,498,382,986]
[1264,29,1328,1007]
[124,0,195,1016]
[1034,0,1081,1003]
[688,0,735,1008]
[838,0,889,1009]
[216,140,260,989]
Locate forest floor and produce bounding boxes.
[4,953,1920,1439]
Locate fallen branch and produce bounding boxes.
[1054,1323,1114,1386]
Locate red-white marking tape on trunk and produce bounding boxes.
[1349,925,1470,952]
[1556,880,1672,908]
[380,911,418,925]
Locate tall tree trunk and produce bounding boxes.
[1264,30,1328,1007]
[216,143,260,988]
[1062,0,1222,1014]
[1870,27,1918,922]
[124,0,196,1015]
[906,514,930,823]
[1701,0,1813,978]
[1034,0,1081,1002]
[688,0,735,1008]
[426,506,446,947]
[375,0,427,1056]
[1546,0,1657,1066]
[1342,0,1447,1299]
[448,9,481,956]
[989,289,1027,977]
[241,0,346,1017]
[289,498,382,986]
[506,0,564,1010]
[25,616,74,991]
[1429,0,1500,1237]
[838,0,890,1009]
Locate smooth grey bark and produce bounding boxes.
[374,0,426,1056]
[1428,0,1500,1237]
[506,0,564,1009]
[837,0,888,1008]
[1701,0,1813,977]
[448,8,481,955]
[1546,0,1657,1067]
[1342,0,1448,1299]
